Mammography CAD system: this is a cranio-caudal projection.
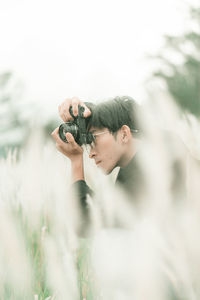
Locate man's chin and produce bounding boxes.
[99,165,114,175]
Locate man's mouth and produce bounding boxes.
[95,160,101,165]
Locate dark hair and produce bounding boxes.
[86,96,142,136]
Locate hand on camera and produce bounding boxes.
[58,96,91,122]
[51,128,83,161]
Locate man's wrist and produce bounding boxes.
[70,155,83,167]
[71,156,85,182]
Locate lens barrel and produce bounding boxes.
[58,122,79,143]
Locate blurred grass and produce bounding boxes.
[0,101,200,299]
[0,148,97,300]
[77,239,101,300]
[4,206,94,299]
[9,207,51,299]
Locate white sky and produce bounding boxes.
[0,0,197,115]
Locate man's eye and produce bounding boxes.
[91,135,96,143]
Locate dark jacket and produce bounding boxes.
[72,154,144,235]
[115,154,145,200]
[73,154,143,207]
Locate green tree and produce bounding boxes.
[150,6,200,116]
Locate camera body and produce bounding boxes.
[58,105,93,146]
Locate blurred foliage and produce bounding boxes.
[77,239,101,300]
[151,6,200,117]
[0,71,30,158]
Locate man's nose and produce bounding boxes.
[89,147,96,159]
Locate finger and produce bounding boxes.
[72,97,80,117]
[58,102,68,122]
[75,100,91,118]
[65,132,76,146]
[81,102,91,118]
[63,102,74,121]
[72,97,91,118]
[64,101,74,121]
[83,105,91,118]
[59,99,73,121]
[60,111,68,122]
[60,110,73,122]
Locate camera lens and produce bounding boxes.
[58,122,79,143]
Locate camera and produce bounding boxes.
[58,105,94,146]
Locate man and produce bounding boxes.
[51,96,145,205]
[51,95,188,237]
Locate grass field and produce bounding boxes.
[0,104,200,300]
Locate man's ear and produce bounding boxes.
[121,125,131,143]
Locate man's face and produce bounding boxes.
[88,127,124,174]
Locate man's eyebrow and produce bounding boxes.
[90,129,97,134]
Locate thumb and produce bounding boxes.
[83,107,91,118]
[65,132,76,145]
